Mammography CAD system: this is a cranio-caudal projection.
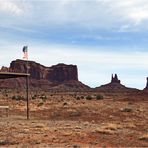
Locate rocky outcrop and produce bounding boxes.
[9,60,78,82]
[48,64,78,82]
[95,74,138,92]
[143,77,148,90]
[111,74,120,83]
[145,77,148,89]
[0,66,9,72]
[0,59,89,91]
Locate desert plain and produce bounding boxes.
[0,90,148,147]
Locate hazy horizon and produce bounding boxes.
[0,0,148,89]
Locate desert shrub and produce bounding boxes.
[40,94,47,100]
[121,107,133,112]
[0,140,10,146]
[63,102,68,106]
[12,95,25,101]
[73,145,81,148]
[76,96,80,100]
[32,95,36,100]
[96,94,104,100]
[73,94,76,98]
[86,95,93,100]
[81,96,84,99]
[12,95,16,100]
[139,134,148,141]
[69,111,81,117]
[37,102,44,107]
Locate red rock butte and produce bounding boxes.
[0,59,90,91]
[111,74,121,83]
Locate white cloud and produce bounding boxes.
[129,10,148,25]
[0,0,24,15]
[1,0,148,32]
[100,0,148,27]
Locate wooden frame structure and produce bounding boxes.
[0,72,30,119]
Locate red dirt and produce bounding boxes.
[0,92,148,147]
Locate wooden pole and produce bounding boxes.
[26,59,29,119]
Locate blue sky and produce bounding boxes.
[0,0,148,89]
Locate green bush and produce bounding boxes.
[12,95,25,101]
[96,94,104,100]
[12,95,16,100]
[76,96,80,100]
[86,95,93,100]
[81,96,84,99]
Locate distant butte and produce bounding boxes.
[0,60,145,92]
[95,74,138,92]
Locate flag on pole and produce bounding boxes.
[23,46,28,60]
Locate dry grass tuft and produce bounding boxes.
[139,134,148,141]
[95,123,123,135]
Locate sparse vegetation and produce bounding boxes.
[63,102,68,106]
[11,95,25,101]
[121,107,133,112]
[139,134,148,141]
[40,94,47,100]
[76,96,80,100]
[73,145,81,148]
[96,94,104,100]
[0,140,11,146]
[95,123,122,135]
[0,91,147,147]
[81,96,84,99]
[86,95,93,100]
[32,96,36,100]
[69,111,81,117]
[37,101,44,107]
[0,140,7,146]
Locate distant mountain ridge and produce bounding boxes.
[95,74,139,92]
[0,60,146,92]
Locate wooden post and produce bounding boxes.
[26,74,29,119]
[26,60,29,119]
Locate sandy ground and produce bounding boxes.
[0,92,148,147]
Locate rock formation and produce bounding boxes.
[95,74,138,92]
[0,59,90,91]
[0,66,9,72]
[9,60,78,82]
[143,77,148,90]
[111,74,120,83]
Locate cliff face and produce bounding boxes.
[48,64,78,82]
[9,60,78,82]
[0,59,89,91]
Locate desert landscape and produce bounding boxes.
[0,60,148,147]
[1,0,148,147]
[0,91,148,147]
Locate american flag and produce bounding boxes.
[23,46,28,60]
